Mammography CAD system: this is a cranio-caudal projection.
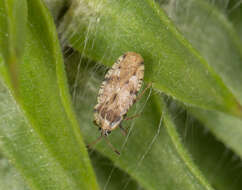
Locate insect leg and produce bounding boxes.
[119,124,128,136]
[86,135,103,150]
[124,83,152,121]
[124,114,140,121]
[103,136,120,155]
[135,82,152,102]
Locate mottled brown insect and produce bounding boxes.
[88,52,147,154]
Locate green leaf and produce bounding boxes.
[0,0,27,92]
[0,146,141,190]
[0,0,99,189]
[227,0,242,42]
[60,0,242,117]
[160,0,242,104]
[0,0,27,61]
[90,151,143,190]
[66,54,215,190]
[0,151,29,190]
[190,108,242,159]
[159,0,242,159]
[168,104,242,189]
[42,0,69,22]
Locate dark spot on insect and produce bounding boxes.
[93,120,98,126]
[104,77,111,82]
[140,61,144,65]
[104,130,111,136]
[112,94,117,101]
[95,105,101,112]
[106,110,115,121]
[110,115,122,127]
[118,66,121,69]
[130,90,138,95]
[101,107,108,118]
[98,127,101,130]
[112,116,121,125]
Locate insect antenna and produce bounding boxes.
[103,136,120,155]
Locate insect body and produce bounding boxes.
[89,52,145,154]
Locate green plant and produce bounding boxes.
[0,0,242,189]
